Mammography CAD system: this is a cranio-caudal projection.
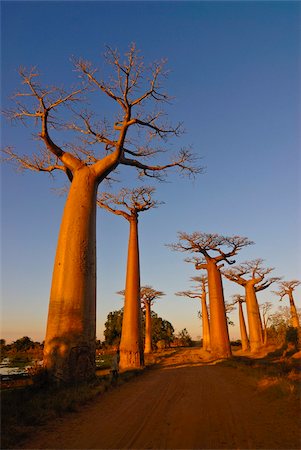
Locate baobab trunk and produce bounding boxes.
[201,293,210,351]
[207,261,231,358]
[245,283,264,352]
[238,301,249,351]
[289,292,300,328]
[119,217,144,370]
[43,167,98,382]
[144,301,152,354]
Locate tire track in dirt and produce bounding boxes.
[20,348,300,449]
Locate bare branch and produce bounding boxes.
[120,148,202,180]
[272,280,301,300]
[97,186,162,220]
[223,259,281,290]
[168,231,253,264]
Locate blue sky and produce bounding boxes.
[1,1,300,342]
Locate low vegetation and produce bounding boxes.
[1,365,145,449]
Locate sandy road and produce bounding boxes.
[21,348,300,449]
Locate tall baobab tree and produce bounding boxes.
[176,276,210,351]
[223,259,280,352]
[140,286,165,354]
[231,294,249,351]
[169,232,253,358]
[2,45,200,382]
[273,280,300,328]
[98,187,161,370]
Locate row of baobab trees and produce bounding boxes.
[2,44,299,383]
[99,190,300,367]
[174,250,300,356]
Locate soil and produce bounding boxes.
[20,348,300,449]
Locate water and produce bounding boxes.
[0,355,110,379]
[0,357,42,378]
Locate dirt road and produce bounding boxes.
[21,348,300,449]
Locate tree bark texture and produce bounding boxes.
[43,166,98,382]
[289,293,300,328]
[201,293,211,351]
[238,302,250,351]
[119,218,144,369]
[207,261,231,358]
[245,283,264,352]
[144,301,152,354]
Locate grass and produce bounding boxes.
[1,368,143,449]
[219,347,301,399]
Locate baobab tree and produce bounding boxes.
[2,44,200,382]
[223,259,281,352]
[273,280,300,328]
[260,301,273,345]
[141,286,165,353]
[169,232,253,358]
[176,276,210,351]
[231,294,249,351]
[98,187,161,370]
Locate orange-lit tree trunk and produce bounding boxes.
[44,167,99,382]
[238,301,249,351]
[144,301,152,353]
[119,216,144,369]
[99,187,160,370]
[223,259,280,354]
[245,282,264,352]
[289,292,300,328]
[201,290,210,351]
[207,260,231,358]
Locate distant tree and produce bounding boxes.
[140,286,165,354]
[273,280,300,328]
[176,275,210,351]
[3,44,201,382]
[230,294,249,351]
[104,309,123,347]
[223,259,281,352]
[12,336,35,352]
[260,302,273,345]
[150,312,174,348]
[267,306,300,347]
[175,328,193,347]
[98,187,161,370]
[0,339,6,357]
[169,232,253,358]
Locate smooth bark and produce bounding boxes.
[207,261,231,358]
[238,301,249,351]
[201,292,211,351]
[245,282,264,352]
[119,217,144,369]
[288,292,300,328]
[144,301,152,353]
[44,167,98,382]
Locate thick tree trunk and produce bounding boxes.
[119,217,144,370]
[144,301,152,354]
[238,302,249,351]
[289,292,300,328]
[245,283,264,352]
[207,261,231,358]
[201,293,210,351]
[43,166,98,382]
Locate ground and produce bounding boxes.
[19,347,300,449]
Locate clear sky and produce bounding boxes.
[1,1,300,343]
